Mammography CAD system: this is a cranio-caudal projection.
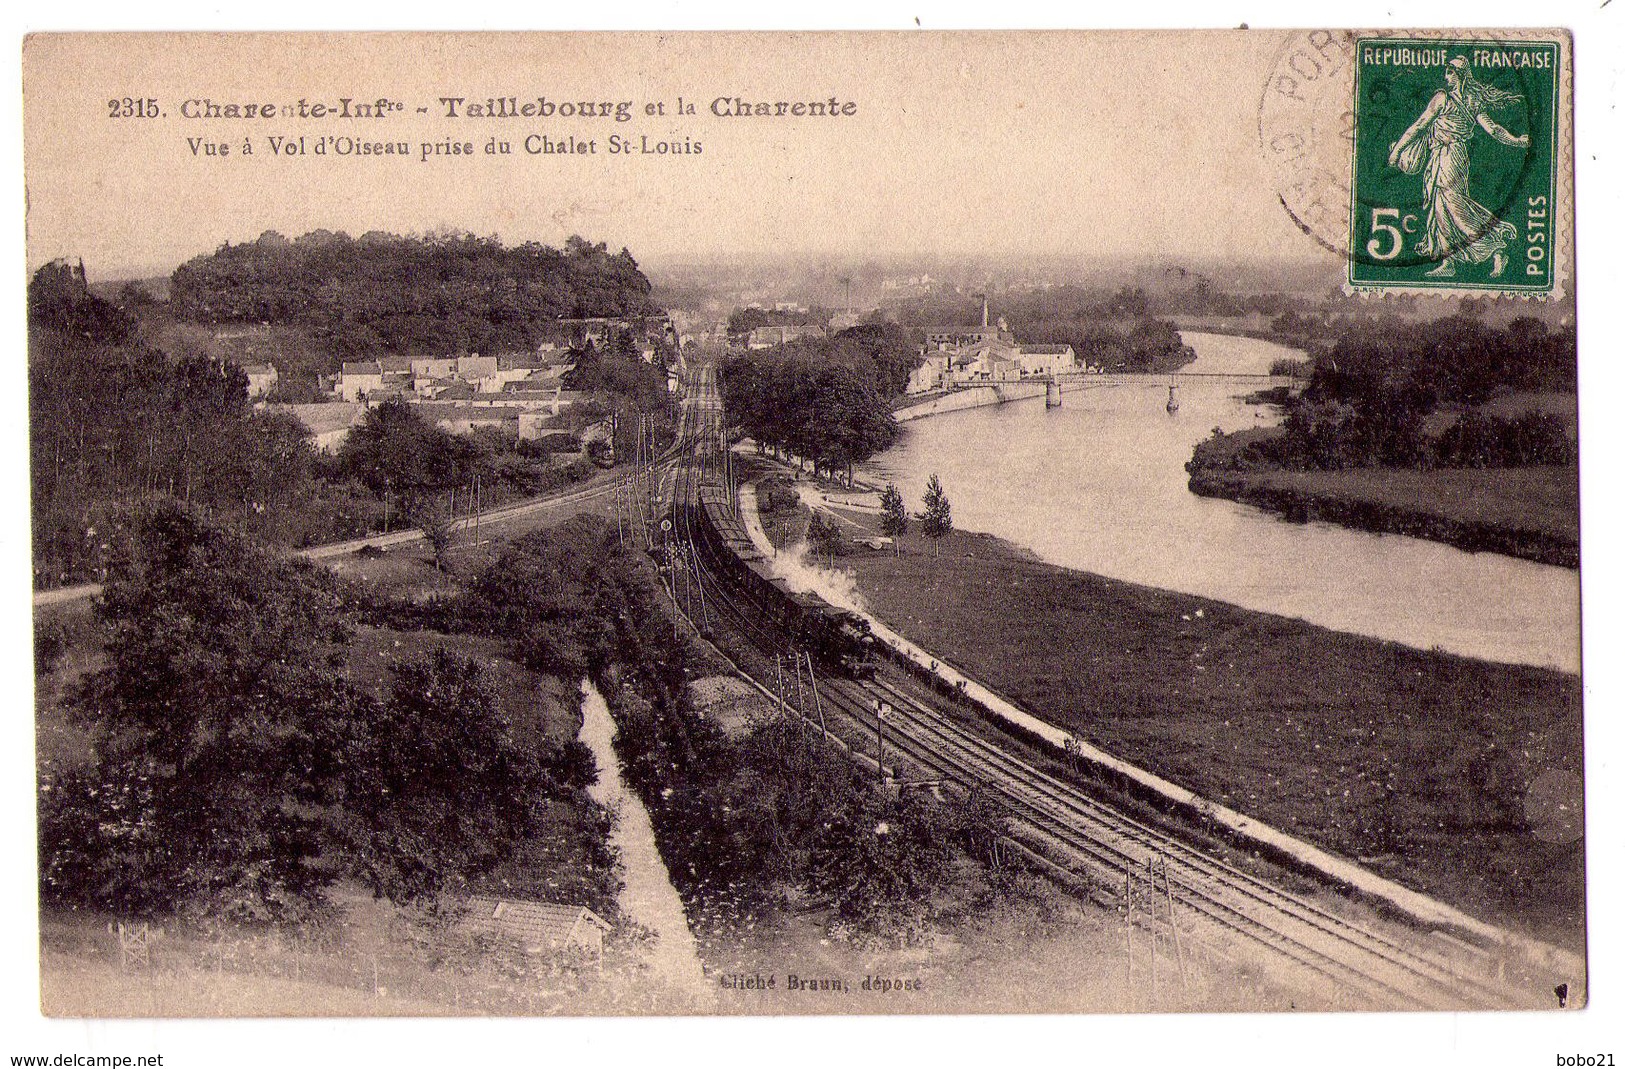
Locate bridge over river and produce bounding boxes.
[1057,370,1301,389]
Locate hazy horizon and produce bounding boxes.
[65,239,1342,291]
[27,32,1364,282]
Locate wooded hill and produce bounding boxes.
[169,230,661,357]
[27,259,605,589]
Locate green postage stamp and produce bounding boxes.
[1348,37,1562,295]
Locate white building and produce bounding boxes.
[905,353,951,395]
[337,361,382,402]
[1015,344,1077,377]
[242,363,279,399]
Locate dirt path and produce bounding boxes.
[579,681,715,1011]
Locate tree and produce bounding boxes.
[346,647,548,904]
[919,474,953,557]
[39,505,582,920]
[808,512,845,560]
[168,229,659,356]
[879,483,908,553]
[44,504,365,920]
[27,261,328,586]
[337,398,470,515]
[717,340,901,480]
[29,258,134,344]
[806,792,956,942]
[421,509,456,572]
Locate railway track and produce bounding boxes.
[833,677,1521,1009]
[660,366,1529,1011]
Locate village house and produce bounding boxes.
[410,356,458,381]
[241,362,279,399]
[359,356,412,401]
[337,361,383,402]
[517,410,574,441]
[905,353,951,395]
[496,350,574,390]
[503,368,572,393]
[457,354,500,392]
[409,401,521,437]
[978,351,1024,383]
[276,402,364,453]
[947,337,1024,385]
[1015,343,1078,377]
[427,381,477,402]
[488,389,575,415]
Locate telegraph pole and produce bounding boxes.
[804,652,827,741]
[873,699,889,781]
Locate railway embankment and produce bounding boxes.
[736,474,1584,979]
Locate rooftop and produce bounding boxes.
[459,897,611,950]
[274,402,363,437]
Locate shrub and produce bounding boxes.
[518,432,581,456]
[1435,410,1575,468]
[34,621,65,677]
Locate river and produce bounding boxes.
[862,331,1580,674]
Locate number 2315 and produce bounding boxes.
[108,97,160,118]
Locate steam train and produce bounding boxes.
[685,482,877,679]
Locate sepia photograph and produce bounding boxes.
[8,6,1621,1066]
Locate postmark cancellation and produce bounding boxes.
[1259,29,1572,299]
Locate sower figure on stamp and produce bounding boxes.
[1387,55,1530,278]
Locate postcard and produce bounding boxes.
[20,26,1591,1039]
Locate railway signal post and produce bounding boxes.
[873,699,891,782]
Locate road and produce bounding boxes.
[32,445,685,610]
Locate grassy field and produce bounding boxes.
[1188,391,1580,568]
[1188,457,1578,568]
[38,887,688,1017]
[832,525,1584,950]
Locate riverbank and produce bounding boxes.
[1185,428,1579,570]
[1187,467,1579,569]
[892,382,1049,422]
[819,521,1583,951]
[33,508,653,1016]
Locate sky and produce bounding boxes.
[23,31,1349,280]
